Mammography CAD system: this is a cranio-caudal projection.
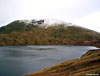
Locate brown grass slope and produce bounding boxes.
[25,49,100,76]
[0,22,100,46]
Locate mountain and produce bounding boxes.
[0,19,70,33]
[0,19,100,46]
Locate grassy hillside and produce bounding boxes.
[25,49,100,76]
[0,20,100,46]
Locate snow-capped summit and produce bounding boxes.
[17,19,73,27]
[43,19,67,25]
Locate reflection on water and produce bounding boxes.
[0,46,98,76]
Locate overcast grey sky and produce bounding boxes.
[0,0,100,32]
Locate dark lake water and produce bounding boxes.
[0,45,98,76]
